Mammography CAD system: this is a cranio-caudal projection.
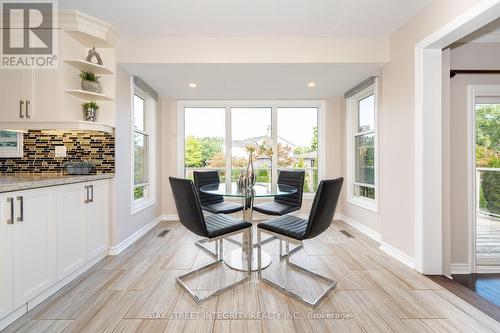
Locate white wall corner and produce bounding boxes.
[337,213,382,243]
[379,241,416,270]
[108,215,163,255]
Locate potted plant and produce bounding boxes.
[81,101,100,122]
[80,70,102,93]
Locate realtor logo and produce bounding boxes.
[1,0,58,68]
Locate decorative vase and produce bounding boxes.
[81,79,102,94]
[244,152,256,188]
[82,108,98,122]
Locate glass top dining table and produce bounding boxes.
[198,182,298,271]
[199,182,297,198]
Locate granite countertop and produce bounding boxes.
[0,173,114,193]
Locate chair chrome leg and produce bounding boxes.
[257,229,262,279]
[257,229,337,308]
[177,228,251,305]
[195,238,217,257]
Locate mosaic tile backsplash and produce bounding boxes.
[0,130,115,174]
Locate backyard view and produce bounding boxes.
[476,104,500,217]
[184,107,319,192]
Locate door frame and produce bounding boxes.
[414,1,500,274]
[468,85,500,273]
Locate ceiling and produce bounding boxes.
[120,63,382,99]
[59,0,432,37]
[456,18,500,43]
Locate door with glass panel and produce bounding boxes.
[474,92,500,267]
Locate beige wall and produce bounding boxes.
[448,43,500,265]
[377,0,486,258]
[110,65,162,246]
[160,98,344,217]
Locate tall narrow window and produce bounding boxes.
[184,108,226,180]
[277,107,318,192]
[346,80,378,211]
[231,107,272,183]
[132,82,156,213]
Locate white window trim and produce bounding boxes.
[131,81,156,215]
[346,79,379,212]
[0,131,23,158]
[177,100,326,197]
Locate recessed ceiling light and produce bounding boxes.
[189,83,197,88]
[308,82,316,87]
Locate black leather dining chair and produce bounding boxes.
[257,177,343,307]
[253,170,305,216]
[169,177,252,304]
[193,170,243,214]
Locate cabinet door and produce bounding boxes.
[0,70,23,122]
[12,188,56,308]
[29,68,59,121]
[0,195,13,319]
[86,182,108,260]
[56,184,87,280]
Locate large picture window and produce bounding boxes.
[181,101,323,193]
[346,80,378,211]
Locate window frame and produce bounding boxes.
[177,100,326,197]
[131,83,156,215]
[346,80,379,212]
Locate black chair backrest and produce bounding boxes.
[274,170,305,208]
[193,171,224,206]
[169,177,209,238]
[304,177,344,239]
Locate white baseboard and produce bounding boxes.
[476,265,500,273]
[0,305,27,331]
[108,216,163,255]
[450,263,471,275]
[160,214,179,221]
[379,241,415,269]
[337,213,382,242]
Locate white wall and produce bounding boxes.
[109,65,162,246]
[448,42,500,266]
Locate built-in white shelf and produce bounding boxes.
[0,121,115,134]
[65,89,113,101]
[60,10,119,48]
[65,60,114,74]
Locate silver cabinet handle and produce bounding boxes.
[16,196,23,222]
[90,185,94,203]
[84,185,89,204]
[25,100,31,119]
[7,198,14,224]
[19,100,25,118]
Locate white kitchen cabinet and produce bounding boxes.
[56,181,108,278]
[86,181,108,260]
[0,69,29,122]
[11,188,56,309]
[0,68,58,123]
[0,194,14,320]
[56,184,87,279]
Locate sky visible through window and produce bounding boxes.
[185,107,317,147]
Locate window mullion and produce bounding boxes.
[271,106,278,186]
[225,107,232,189]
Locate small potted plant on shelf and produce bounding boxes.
[80,70,102,93]
[81,101,99,122]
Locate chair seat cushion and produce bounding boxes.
[202,201,243,214]
[258,215,308,240]
[205,214,252,238]
[253,201,300,216]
